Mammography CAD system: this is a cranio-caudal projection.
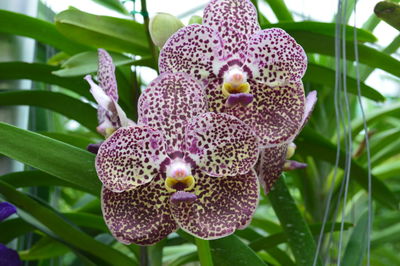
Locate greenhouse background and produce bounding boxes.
[0,0,399,265]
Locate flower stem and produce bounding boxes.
[195,237,214,266]
[140,0,159,72]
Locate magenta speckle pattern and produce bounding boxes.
[244,28,307,86]
[96,49,119,128]
[256,144,288,193]
[170,168,259,240]
[138,72,207,153]
[101,174,178,245]
[224,80,305,147]
[96,126,167,192]
[158,0,308,146]
[159,25,224,82]
[185,112,259,177]
[98,49,118,101]
[203,0,260,60]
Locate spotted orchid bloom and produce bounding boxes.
[85,49,134,138]
[97,72,260,245]
[159,0,308,148]
[258,91,317,192]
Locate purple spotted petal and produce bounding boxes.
[101,174,178,245]
[185,112,259,177]
[170,169,259,239]
[159,24,224,82]
[224,80,305,147]
[138,72,207,153]
[257,144,288,193]
[98,49,118,101]
[96,126,167,192]
[203,0,260,60]
[0,244,21,266]
[0,202,17,221]
[244,28,307,86]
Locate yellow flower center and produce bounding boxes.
[222,68,250,97]
[165,175,195,193]
[164,159,195,192]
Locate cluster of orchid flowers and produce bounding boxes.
[86,0,317,246]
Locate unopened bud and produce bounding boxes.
[188,15,202,25]
[149,13,184,48]
[286,142,297,159]
[283,160,307,171]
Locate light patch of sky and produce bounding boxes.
[43,0,399,96]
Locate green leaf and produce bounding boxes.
[264,22,377,43]
[0,181,135,265]
[168,251,198,266]
[262,0,293,22]
[288,31,400,78]
[0,170,94,194]
[19,236,69,260]
[268,178,322,266]
[0,218,34,244]
[53,50,154,77]
[0,122,100,195]
[210,235,267,266]
[0,10,89,54]
[342,212,369,266]
[371,223,400,248]
[55,9,150,56]
[0,90,97,133]
[39,132,94,149]
[249,222,352,252]
[0,62,90,98]
[91,0,129,14]
[352,101,400,138]
[304,63,384,102]
[373,161,400,179]
[296,128,398,209]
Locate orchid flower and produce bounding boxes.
[85,49,134,138]
[96,72,260,245]
[0,202,16,221]
[0,202,21,266]
[258,91,317,192]
[159,0,308,148]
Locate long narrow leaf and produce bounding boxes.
[55,9,150,56]
[263,22,377,43]
[304,63,384,102]
[0,181,135,265]
[268,178,322,266]
[0,90,98,133]
[0,62,90,98]
[0,122,100,195]
[0,10,89,54]
[297,128,398,209]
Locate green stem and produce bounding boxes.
[195,237,214,266]
[140,0,159,72]
[268,177,322,266]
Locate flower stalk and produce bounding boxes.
[195,237,214,266]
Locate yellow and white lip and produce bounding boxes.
[165,175,195,193]
[222,68,250,97]
[165,159,195,192]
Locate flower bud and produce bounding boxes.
[149,13,184,48]
[188,15,202,25]
[286,142,297,159]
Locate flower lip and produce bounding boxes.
[170,191,197,205]
[226,93,254,108]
